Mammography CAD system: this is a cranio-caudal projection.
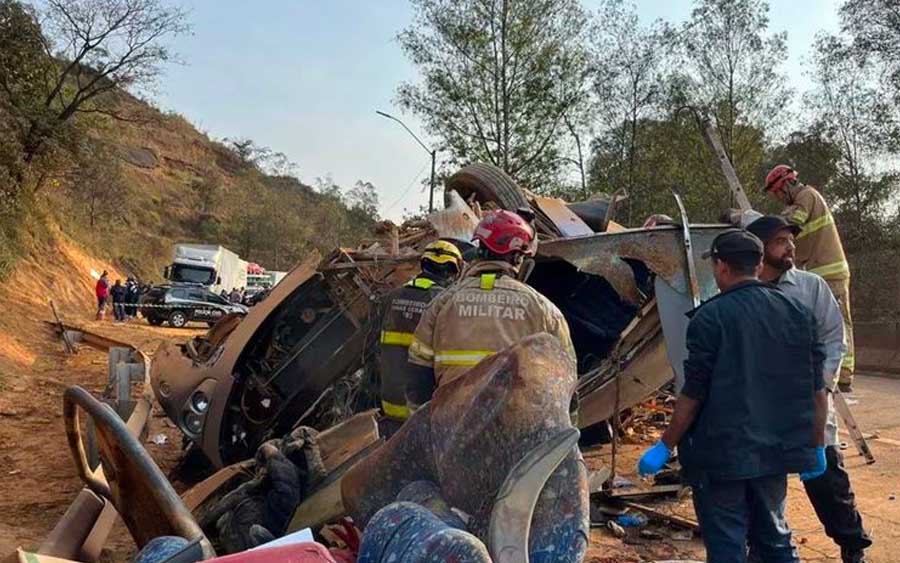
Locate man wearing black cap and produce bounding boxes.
[748,215,871,563]
[638,229,828,563]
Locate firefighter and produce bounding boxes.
[408,210,575,397]
[764,165,855,391]
[377,240,463,427]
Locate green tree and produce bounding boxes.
[766,127,842,190]
[803,33,899,244]
[587,0,671,222]
[839,0,900,107]
[397,0,591,189]
[345,180,380,220]
[17,0,187,181]
[66,141,129,228]
[674,0,790,175]
[0,1,55,208]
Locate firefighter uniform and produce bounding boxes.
[781,185,854,385]
[378,275,447,419]
[408,260,575,389]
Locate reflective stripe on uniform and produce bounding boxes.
[790,208,809,224]
[381,399,410,420]
[406,277,436,290]
[434,349,496,366]
[796,213,835,240]
[810,260,850,279]
[409,337,434,360]
[380,330,414,346]
[841,354,855,370]
[480,273,496,290]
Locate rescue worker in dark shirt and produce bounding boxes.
[377,240,463,429]
[639,229,828,563]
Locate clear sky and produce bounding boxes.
[156,0,841,221]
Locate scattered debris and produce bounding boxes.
[889,493,896,501]
[616,513,648,527]
[588,467,612,494]
[150,433,168,445]
[640,529,664,540]
[9,469,21,475]
[607,520,626,539]
[611,475,635,490]
[671,530,693,541]
[608,483,685,499]
[623,501,700,532]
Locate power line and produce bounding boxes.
[384,160,430,215]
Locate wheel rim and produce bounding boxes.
[171,312,185,326]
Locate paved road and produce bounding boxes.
[785,373,900,562]
[586,373,900,562]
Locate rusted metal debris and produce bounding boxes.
[342,334,589,562]
[622,501,700,532]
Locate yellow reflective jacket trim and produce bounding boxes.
[809,260,850,279]
[480,273,496,290]
[380,330,414,346]
[796,213,835,240]
[790,208,810,224]
[434,349,496,366]
[841,354,855,370]
[409,337,434,360]
[406,277,436,290]
[381,399,410,420]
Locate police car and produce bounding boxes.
[140,285,248,328]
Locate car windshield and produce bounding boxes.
[207,292,228,305]
[171,264,216,285]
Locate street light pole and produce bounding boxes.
[376,110,437,212]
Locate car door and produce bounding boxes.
[201,290,229,322]
[184,289,213,321]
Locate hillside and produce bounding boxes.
[34,88,377,285]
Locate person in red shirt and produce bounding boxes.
[95,271,110,320]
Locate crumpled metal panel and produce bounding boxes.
[426,190,480,242]
[342,333,589,563]
[538,225,726,305]
[532,196,595,238]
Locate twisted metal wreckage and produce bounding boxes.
[28,162,733,563]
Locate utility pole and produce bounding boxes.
[376,110,437,212]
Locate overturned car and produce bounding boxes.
[151,163,725,469]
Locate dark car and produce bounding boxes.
[140,285,249,328]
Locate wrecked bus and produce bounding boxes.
[150,163,724,468]
[29,162,730,563]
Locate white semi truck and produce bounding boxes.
[165,244,248,294]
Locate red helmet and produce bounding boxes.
[473,210,536,256]
[764,165,798,193]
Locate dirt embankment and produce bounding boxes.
[0,228,201,559]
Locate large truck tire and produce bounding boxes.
[445,163,529,211]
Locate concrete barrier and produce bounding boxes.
[855,320,900,375]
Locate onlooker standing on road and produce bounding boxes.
[95,271,110,321]
[747,215,871,563]
[125,277,139,319]
[229,287,242,304]
[111,279,127,322]
[638,229,828,563]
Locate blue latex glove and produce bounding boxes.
[638,441,671,476]
[800,446,827,481]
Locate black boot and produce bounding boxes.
[841,546,867,563]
